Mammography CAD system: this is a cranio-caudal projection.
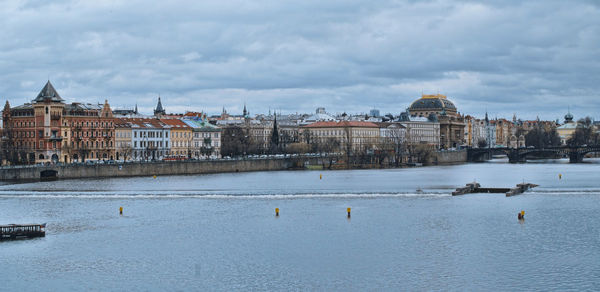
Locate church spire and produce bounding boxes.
[154,95,165,116]
[270,113,279,152]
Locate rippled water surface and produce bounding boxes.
[1,159,600,291]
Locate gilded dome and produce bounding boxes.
[409,94,456,111]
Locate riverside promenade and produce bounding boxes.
[0,150,467,181]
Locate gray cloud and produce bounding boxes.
[0,0,599,121]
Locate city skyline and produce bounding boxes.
[1,1,599,120]
[1,82,592,123]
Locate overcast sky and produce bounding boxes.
[1,0,599,120]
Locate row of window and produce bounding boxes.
[68,121,113,128]
[69,140,114,149]
[133,131,168,138]
[194,132,220,138]
[116,132,131,138]
[311,130,378,137]
[11,120,114,129]
[174,132,190,138]
[133,141,169,148]
[70,131,112,138]
[193,141,220,147]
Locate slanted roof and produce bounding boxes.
[33,81,64,103]
[12,103,33,110]
[182,119,221,131]
[119,118,170,129]
[160,118,191,129]
[374,122,406,129]
[302,121,379,128]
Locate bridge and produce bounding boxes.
[467,145,600,163]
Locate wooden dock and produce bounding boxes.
[0,224,46,240]
[452,182,538,197]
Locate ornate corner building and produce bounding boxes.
[2,81,115,164]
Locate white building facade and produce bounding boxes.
[124,118,171,161]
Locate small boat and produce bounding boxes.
[0,223,46,240]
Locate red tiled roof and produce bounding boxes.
[302,121,379,128]
[159,118,191,128]
[183,111,204,117]
[117,118,168,129]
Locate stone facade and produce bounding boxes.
[2,81,115,164]
[301,121,380,153]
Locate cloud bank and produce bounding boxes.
[1,0,599,120]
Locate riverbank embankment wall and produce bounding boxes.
[0,158,309,181]
[432,150,467,165]
[0,150,468,181]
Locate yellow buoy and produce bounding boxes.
[119,206,123,215]
[320,174,322,180]
[521,210,525,216]
[275,208,279,216]
[559,174,562,179]
[347,207,351,218]
[153,175,157,179]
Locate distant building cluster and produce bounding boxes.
[0,81,597,165]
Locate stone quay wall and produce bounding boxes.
[0,157,317,181]
[432,150,467,165]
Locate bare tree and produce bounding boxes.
[386,125,406,166]
[285,142,309,154]
[120,144,133,161]
[320,137,341,169]
[343,126,353,168]
[568,117,598,146]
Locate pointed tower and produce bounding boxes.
[154,96,165,116]
[221,107,228,119]
[135,103,138,114]
[33,80,64,103]
[243,103,248,117]
[270,113,279,151]
[100,99,113,118]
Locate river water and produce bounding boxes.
[1,159,599,291]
